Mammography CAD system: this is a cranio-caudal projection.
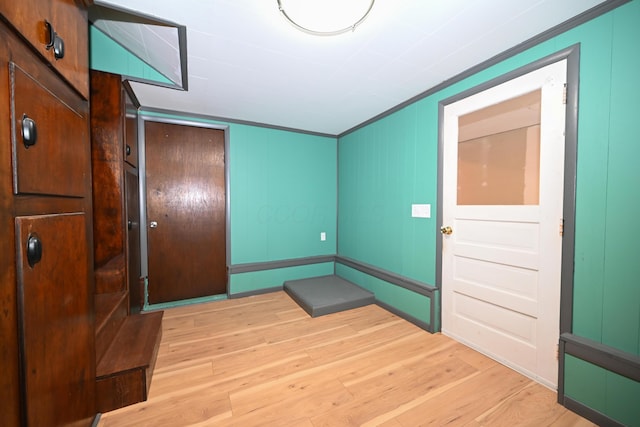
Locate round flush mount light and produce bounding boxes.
[277,0,375,36]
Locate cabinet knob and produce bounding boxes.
[26,234,43,267]
[126,144,131,156]
[21,115,38,148]
[45,21,65,60]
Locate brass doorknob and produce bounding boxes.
[440,226,453,235]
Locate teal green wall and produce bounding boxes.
[228,123,337,294]
[90,26,173,85]
[338,106,436,284]
[229,125,337,265]
[570,2,640,355]
[565,355,640,426]
[138,111,337,295]
[337,1,639,424]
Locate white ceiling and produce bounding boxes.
[97,0,607,135]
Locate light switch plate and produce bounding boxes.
[320,232,326,241]
[411,204,431,218]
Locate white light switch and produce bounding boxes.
[411,204,431,218]
[320,232,326,241]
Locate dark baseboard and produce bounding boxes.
[229,255,335,274]
[375,299,433,333]
[228,286,283,299]
[563,396,626,427]
[334,255,438,331]
[560,333,640,382]
[335,255,436,296]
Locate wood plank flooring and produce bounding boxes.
[98,291,596,427]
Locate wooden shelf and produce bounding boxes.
[96,310,163,412]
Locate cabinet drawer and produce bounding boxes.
[0,0,89,98]
[11,62,89,197]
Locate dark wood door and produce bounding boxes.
[145,121,226,304]
[15,213,95,427]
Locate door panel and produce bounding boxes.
[441,60,566,388]
[145,121,226,304]
[453,256,538,315]
[15,213,95,426]
[454,216,540,269]
[126,169,142,312]
[452,292,537,344]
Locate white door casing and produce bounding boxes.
[441,60,567,389]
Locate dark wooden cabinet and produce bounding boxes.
[91,70,142,312]
[91,71,129,295]
[90,70,162,413]
[0,2,95,425]
[124,85,142,311]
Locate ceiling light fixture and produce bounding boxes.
[277,0,375,36]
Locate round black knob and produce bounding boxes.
[27,234,43,267]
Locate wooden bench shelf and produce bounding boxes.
[96,310,163,413]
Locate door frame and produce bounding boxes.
[137,111,231,302]
[436,45,580,387]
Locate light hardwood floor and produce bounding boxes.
[99,291,596,427]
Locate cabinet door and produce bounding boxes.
[123,87,139,168]
[126,169,142,313]
[15,213,95,427]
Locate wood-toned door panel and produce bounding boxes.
[15,213,95,426]
[145,121,226,304]
[126,169,142,312]
[124,86,138,167]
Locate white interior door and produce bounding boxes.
[441,60,567,389]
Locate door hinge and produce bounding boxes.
[556,344,559,361]
[562,83,567,105]
[559,218,564,237]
